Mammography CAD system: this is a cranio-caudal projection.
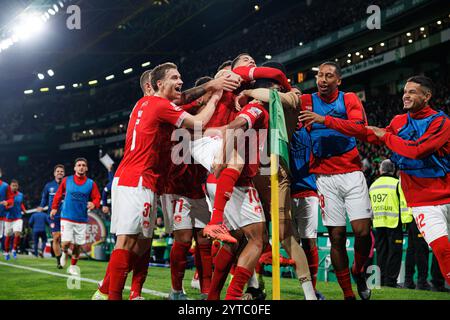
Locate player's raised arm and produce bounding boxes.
[174,74,240,105]
[233,66,292,91]
[240,88,299,110]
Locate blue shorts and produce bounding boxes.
[50,216,61,233]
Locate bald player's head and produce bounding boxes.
[140,69,154,96]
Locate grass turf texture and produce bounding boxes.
[0,255,448,300]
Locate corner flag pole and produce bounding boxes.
[270,154,281,300]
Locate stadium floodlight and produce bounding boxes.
[83,130,87,134]
[406,32,411,37]
[423,34,427,38]
[73,83,79,88]
[347,53,351,57]
[105,75,115,80]
[119,124,124,128]
[40,87,49,92]
[437,20,442,25]
[254,5,260,11]
[53,4,59,12]
[360,54,364,58]
[299,42,303,46]
[355,52,360,56]
[37,73,45,80]
[24,90,33,95]
[420,27,425,32]
[12,14,46,41]
[33,114,38,119]
[380,42,385,47]
[88,80,98,85]
[123,68,133,74]
[408,39,413,43]
[368,47,373,51]
[0,38,13,50]
[47,69,54,77]
[56,85,65,90]
[311,67,319,71]
[265,55,272,60]
[59,1,64,8]
[141,61,151,67]
[346,59,351,64]
[334,58,338,62]
[48,8,56,15]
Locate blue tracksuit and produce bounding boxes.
[29,212,51,256]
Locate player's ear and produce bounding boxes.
[336,77,342,86]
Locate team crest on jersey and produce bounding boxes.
[49,188,54,193]
[248,107,262,118]
[305,105,312,111]
[171,104,182,111]
[174,215,182,224]
[254,206,262,214]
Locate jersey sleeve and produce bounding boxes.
[236,103,266,129]
[90,182,102,209]
[39,183,49,208]
[51,178,66,210]
[157,101,189,128]
[233,66,292,91]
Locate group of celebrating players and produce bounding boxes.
[1,52,449,301]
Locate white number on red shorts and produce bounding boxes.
[415,213,426,237]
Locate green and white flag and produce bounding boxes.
[269,89,290,170]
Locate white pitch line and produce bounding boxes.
[0,261,169,299]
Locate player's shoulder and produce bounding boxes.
[343,92,362,104]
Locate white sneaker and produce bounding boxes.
[191,278,200,290]
[91,289,108,300]
[60,252,67,267]
[68,265,79,276]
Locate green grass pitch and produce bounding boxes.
[0,255,448,300]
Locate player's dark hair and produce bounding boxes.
[54,164,65,172]
[10,179,18,185]
[150,62,178,91]
[74,158,88,166]
[217,60,232,72]
[320,61,342,78]
[195,76,213,87]
[140,69,153,95]
[231,53,252,69]
[407,75,434,95]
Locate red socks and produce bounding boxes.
[99,263,111,295]
[130,250,151,299]
[4,236,11,253]
[170,241,191,291]
[210,168,240,225]
[225,266,253,300]
[108,249,132,300]
[430,235,450,285]
[352,251,369,274]
[208,247,235,300]
[304,246,319,289]
[335,268,355,299]
[13,235,20,251]
[195,243,213,294]
[71,257,78,266]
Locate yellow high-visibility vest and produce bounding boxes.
[398,179,413,224]
[152,227,167,247]
[369,175,411,228]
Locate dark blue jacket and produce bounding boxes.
[29,212,51,233]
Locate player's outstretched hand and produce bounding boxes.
[366,126,386,138]
[298,110,325,127]
[50,209,57,218]
[87,201,95,211]
[0,200,7,207]
[209,71,241,92]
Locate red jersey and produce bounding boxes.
[205,91,238,128]
[301,90,367,174]
[327,105,450,207]
[114,96,188,193]
[165,164,207,199]
[235,102,269,183]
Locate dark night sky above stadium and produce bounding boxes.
[0,0,303,94]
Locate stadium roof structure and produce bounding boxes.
[0,0,301,96]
